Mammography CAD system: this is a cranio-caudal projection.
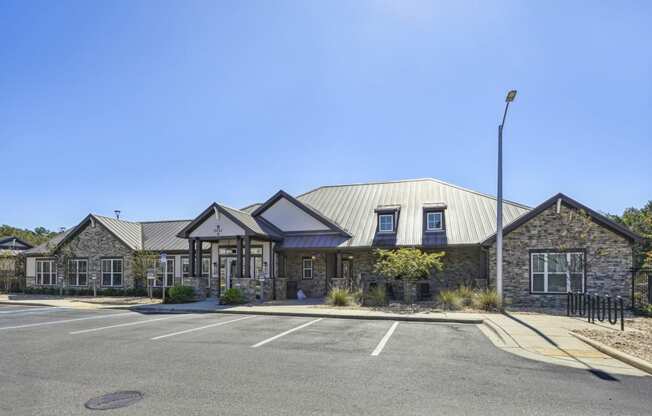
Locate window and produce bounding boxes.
[426,211,443,231]
[342,259,351,279]
[378,214,394,233]
[531,252,584,294]
[68,259,88,286]
[155,257,175,287]
[302,258,313,279]
[36,259,56,285]
[181,255,211,279]
[102,258,123,287]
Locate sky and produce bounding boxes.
[1,0,650,231]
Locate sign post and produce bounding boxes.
[160,253,167,304]
[91,272,97,297]
[146,269,155,299]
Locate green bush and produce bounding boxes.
[166,285,195,304]
[438,289,462,310]
[221,288,246,305]
[364,285,388,306]
[473,289,500,311]
[455,285,474,307]
[327,288,353,307]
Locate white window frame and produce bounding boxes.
[181,255,211,280]
[68,259,88,287]
[426,211,443,231]
[302,258,313,280]
[155,257,175,287]
[36,259,57,286]
[378,214,394,233]
[101,258,123,287]
[530,252,584,294]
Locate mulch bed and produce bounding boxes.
[574,317,652,363]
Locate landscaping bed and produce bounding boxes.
[573,317,652,363]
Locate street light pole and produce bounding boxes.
[497,90,517,308]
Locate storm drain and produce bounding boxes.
[85,391,143,410]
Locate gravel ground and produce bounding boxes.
[574,317,652,363]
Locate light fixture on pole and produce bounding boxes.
[496,89,517,308]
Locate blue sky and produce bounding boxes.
[2,0,650,230]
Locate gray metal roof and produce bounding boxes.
[221,205,284,239]
[93,215,142,250]
[23,230,72,255]
[293,178,530,248]
[240,203,262,214]
[142,220,193,251]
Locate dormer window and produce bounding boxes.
[423,203,446,233]
[426,211,443,231]
[378,214,395,233]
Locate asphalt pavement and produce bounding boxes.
[0,304,650,415]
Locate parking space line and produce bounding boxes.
[151,315,254,340]
[371,321,399,356]
[0,307,61,314]
[251,318,323,348]
[0,312,135,331]
[69,314,193,335]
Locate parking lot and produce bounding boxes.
[0,304,650,415]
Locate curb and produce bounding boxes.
[130,307,484,324]
[0,300,59,308]
[570,332,652,375]
[481,318,508,345]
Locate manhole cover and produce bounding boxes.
[85,391,143,410]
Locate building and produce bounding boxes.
[23,178,642,307]
[0,236,33,291]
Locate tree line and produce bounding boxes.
[0,225,58,246]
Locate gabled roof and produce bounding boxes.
[481,193,643,245]
[177,203,283,240]
[293,178,530,247]
[0,236,33,249]
[252,190,351,237]
[23,229,73,255]
[141,220,193,251]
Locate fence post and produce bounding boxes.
[567,292,571,316]
[618,297,624,331]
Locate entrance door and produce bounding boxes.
[222,257,237,290]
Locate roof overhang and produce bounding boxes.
[481,193,644,246]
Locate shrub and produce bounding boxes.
[474,289,500,311]
[438,289,462,310]
[327,288,353,307]
[166,285,195,304]
[364,285,388,306]
[455,285,474,307]
[221,288,246,305]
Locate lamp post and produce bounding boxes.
[496,89,517,308]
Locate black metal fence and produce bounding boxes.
[567,292,625,331]
[631,267,651,314]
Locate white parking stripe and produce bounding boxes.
[0,307,62,314]
[70,314,192,335]
[151,315,254,340]
[0,312,135,331]
[371,321,399,356]
[251,318,323,348]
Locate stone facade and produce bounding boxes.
[280,246,485,298]
[488,204,633,309]
[30,222,135,290]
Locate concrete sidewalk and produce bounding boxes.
[480,312,648,376]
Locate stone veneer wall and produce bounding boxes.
[488,204,633,309]
[31,222,135,289]
[281,246,485,298]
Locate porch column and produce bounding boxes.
[336,252,343,279]
[244,236,251,278]
[236,236,242,279]
[195,239,203,277]
[189,238,196,278]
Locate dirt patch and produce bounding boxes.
[70,297,161,306]
[573,317,652,363]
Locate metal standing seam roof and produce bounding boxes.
[294,178,531,248]
[141,220,194,251]
[23,229,73,255]
[92,215,142,250]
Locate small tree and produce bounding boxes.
[373,248,445,303]
[132,250,158,289]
